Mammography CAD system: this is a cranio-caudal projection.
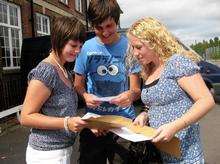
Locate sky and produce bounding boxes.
[117,0,220,46]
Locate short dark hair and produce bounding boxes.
[51,16,86,55]
[87,0,121,26]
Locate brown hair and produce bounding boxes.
[87,0,121,26]
[51,16,86,56]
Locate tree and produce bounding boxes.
[214,37,219,47]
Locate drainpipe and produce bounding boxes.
[30,0,35,37]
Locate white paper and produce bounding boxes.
[110,127,152,142]
[94,96,118,102]
[81,112,100,120]
[82,113,152,142]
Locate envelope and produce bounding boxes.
[82,113,181,158]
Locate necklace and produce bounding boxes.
[52,56,69,79]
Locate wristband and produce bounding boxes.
[64,116,70,132]
[182,118,188,128]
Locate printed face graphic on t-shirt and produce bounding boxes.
[87,54,126,97]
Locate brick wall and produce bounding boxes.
[5,0,85,39]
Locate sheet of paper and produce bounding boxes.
[94,96,118,102]
[110,127,152,142]
[82,113,152,142]
[81,112,100,120]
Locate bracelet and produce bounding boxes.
[182,118,188,128]
[129,90,136,101]
[64,116,70,132]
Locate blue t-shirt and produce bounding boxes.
[74,35,139,119]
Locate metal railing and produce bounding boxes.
[0,72,24,112]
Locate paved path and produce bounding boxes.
[0,105,220,164]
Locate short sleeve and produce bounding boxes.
[28,62,57,90]
[128,63,141,74]
[74,47,88,75]
[165,54,200,79]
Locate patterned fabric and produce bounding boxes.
[27,62,78,151]
[141,54,205,163]
[74,35,140,119]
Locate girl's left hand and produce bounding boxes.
[68,117,88,132]
[133,111,148,127]
[152,122,178,143]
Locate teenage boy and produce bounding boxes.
[74,0,141,163]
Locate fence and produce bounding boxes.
[0,72,23,112]
[205,46,220,60]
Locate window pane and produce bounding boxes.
[12,48,15,57]
[0,37,4,47]
[1,2,21,68]
[36,13,50,36]
[13,57,17,66]
[6,57,10,67]
[5,37,9,47]
[0,26,3,36]
[16,38,19,47]
[1,48,5,57]
[9,6,18,26]
[0,26,9,48]
[11,29,19,46]
[2,57,6,67]
[13,58,16,66]
[17,57,20,66]
[36,15,41,31]
[0,2,7,24]
[16,49,20,57]
[6,48,10,57]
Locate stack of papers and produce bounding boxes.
[82,112,181,158]
[82,112,153,142]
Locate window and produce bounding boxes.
[87,0,90,8]
[0,1,22,69]
[75,0,90,13]
[59,0,68,5]
[75,0,83,13]
[36,13,50,36]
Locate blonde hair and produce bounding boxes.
[126,17,202,80]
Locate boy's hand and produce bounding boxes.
[83,93,102,108]
[110,91,133,107]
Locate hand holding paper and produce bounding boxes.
[83,93,102,108]
[82,113,181,158]
[93,96,118,102]
[109,91,133,107]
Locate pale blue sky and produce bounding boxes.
[118,0,220,46]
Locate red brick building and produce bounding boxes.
[0,0,89,111]
[0,0,89,70]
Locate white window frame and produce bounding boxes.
[75,0,83,13]
[87,0,90,8]
[0,0,22,70]
[36,13,50,36]
[59,0,68,5]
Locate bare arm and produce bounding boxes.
[175,73,215,129]
[74,73,101,108]
[129,73,141,101]
[20,80,86,132]
[152,73,215,142]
